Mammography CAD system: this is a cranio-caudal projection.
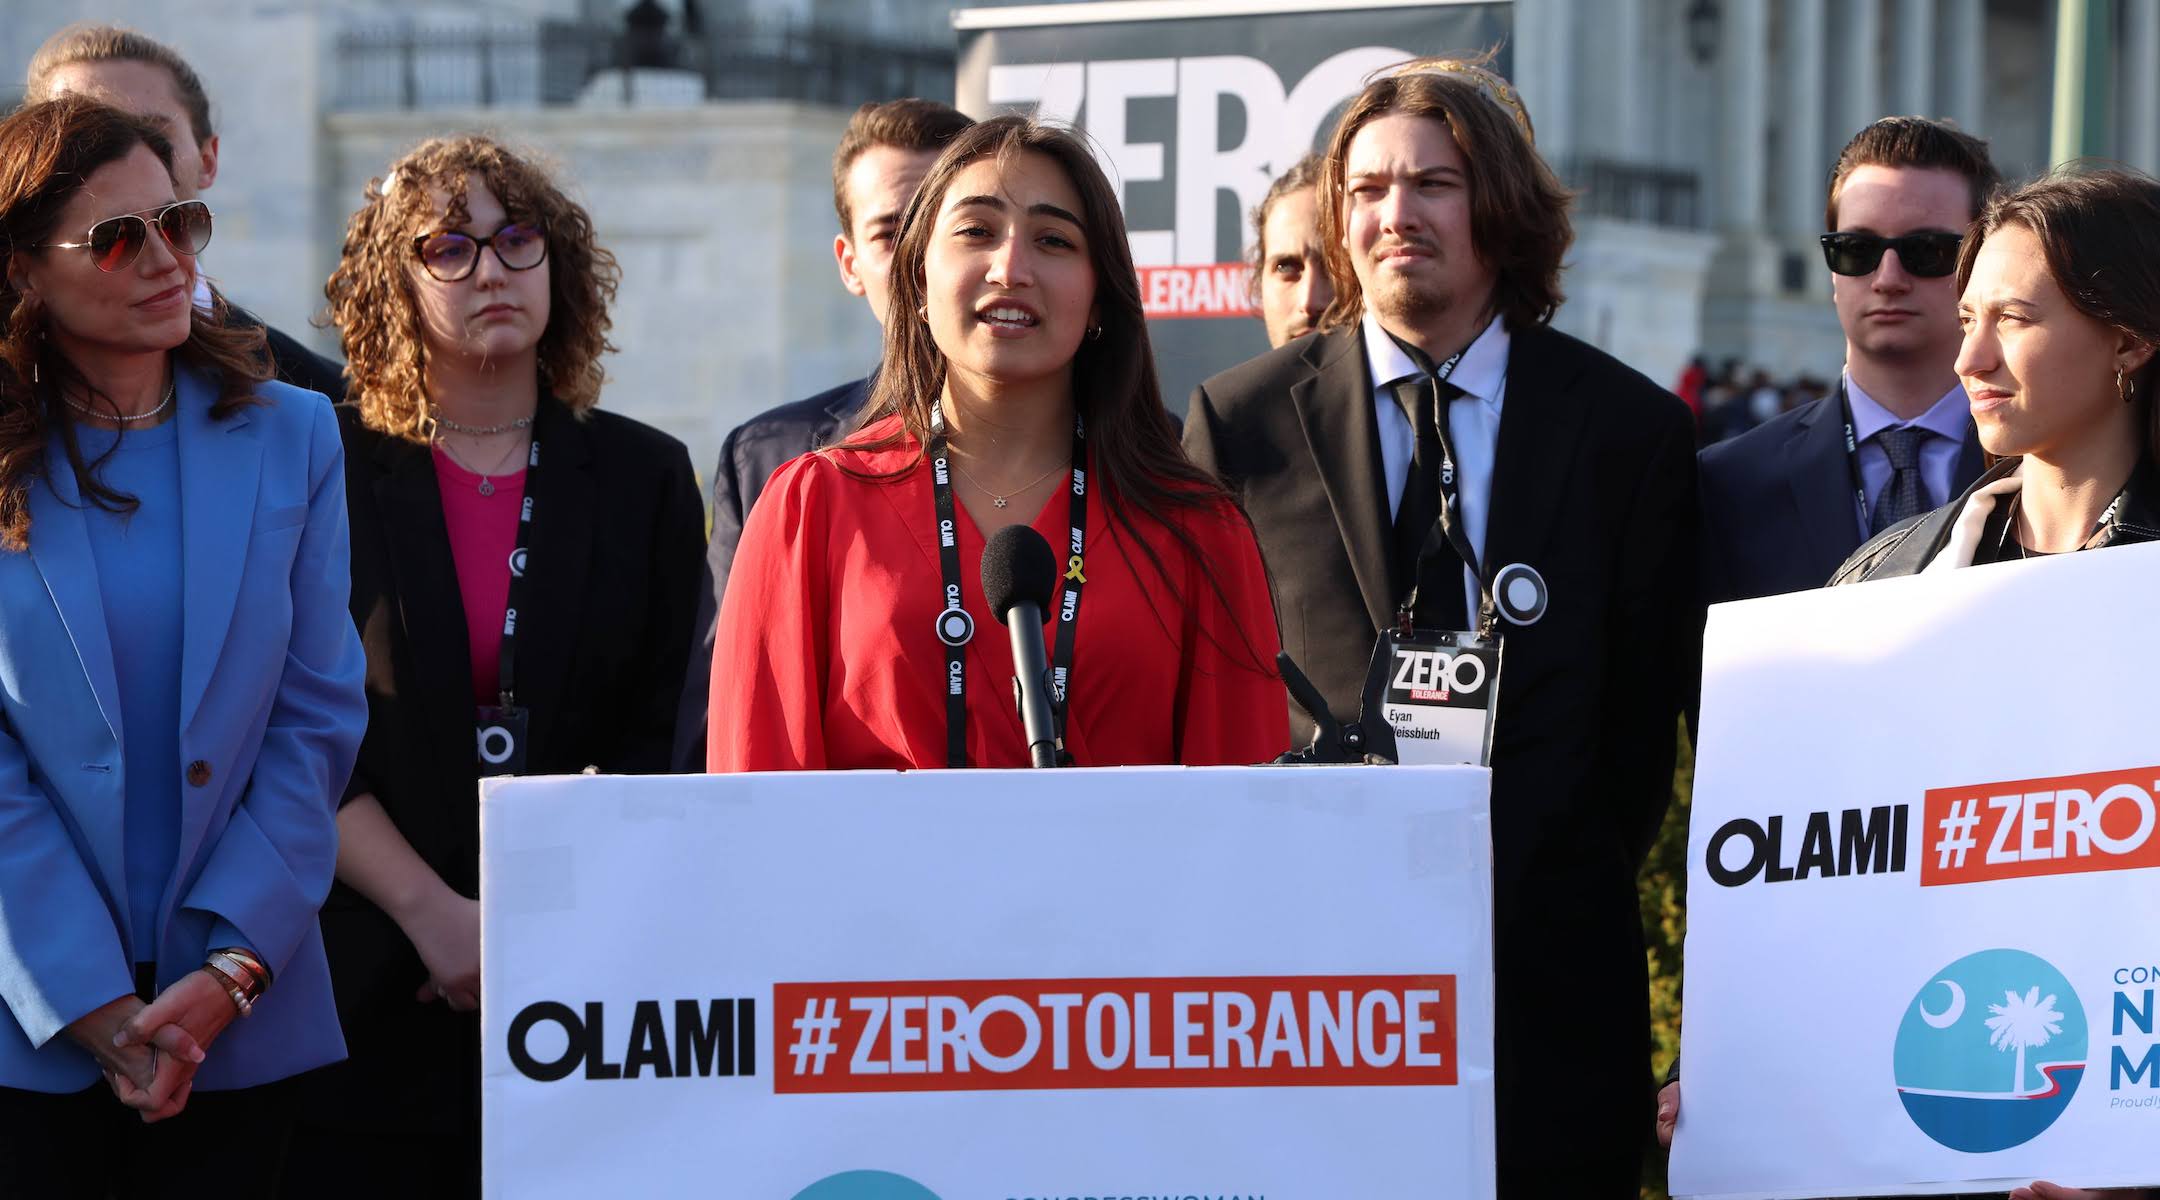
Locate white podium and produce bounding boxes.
[480,764,1495,1198]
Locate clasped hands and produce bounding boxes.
[64,970,241,1123]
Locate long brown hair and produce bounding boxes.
[1956,168,2160,463]
[324,135,620,442]
[842,115,1271,677]
[0,97,268,552]
[1316,60,1571,333]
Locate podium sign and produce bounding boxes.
[481,765,1496,1198]
[1673,542,2160,1198]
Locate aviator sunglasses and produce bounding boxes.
[39,199,213,273]
[1818,230,1963,278]
[411,223,548,282]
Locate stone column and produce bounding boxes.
[1718,0,1771,229]
[1943,0,1986,132]
[1610,0,1648,161]
[2128,0,2160,172]
[1894,0,1937,115]
[1780,0,1829,234]
[1836,0,1884,146]
[1511,0,1576,168]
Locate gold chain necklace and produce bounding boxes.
[946,455,1068,509]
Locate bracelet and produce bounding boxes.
[209,945,271,990]
[202,962,254,1018]
[204,949,269,1018]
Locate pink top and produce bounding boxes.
[432,445,528,704]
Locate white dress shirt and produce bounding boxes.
[1361,309,1511,623]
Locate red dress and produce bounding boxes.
[708,417,1289,771]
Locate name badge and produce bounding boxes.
[1362,628,1502,767]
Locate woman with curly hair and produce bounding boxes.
[0,97,364,1192]
[287,135,704,1190]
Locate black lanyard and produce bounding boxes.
[927,410,1089,768]
[1387,323,1497,636]
[1837,379,1875,537]
[495,437,540,708]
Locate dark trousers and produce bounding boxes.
[0,1075,298,1199]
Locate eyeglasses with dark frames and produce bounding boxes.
[411,223,549,282]
[1818,231,1964,279]
[38,200,214,273]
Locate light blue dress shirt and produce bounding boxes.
[1362,310,1512,622]
[1845,372,1970,537]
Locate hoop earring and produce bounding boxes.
[1086,324,1103,341]
[917,304,928,322]
[2120,368,2136,405]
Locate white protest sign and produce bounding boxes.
[1673,541,2160,1199]
[481,764,1495,1198]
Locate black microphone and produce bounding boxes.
[980,524,1061,768]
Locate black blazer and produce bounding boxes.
[229,305,350,404]
[312,396,705,1135]
[672,375,872,771]
[1699,386,1983,603]
[1836,454,2160,581]
[1185,321,1701,1194]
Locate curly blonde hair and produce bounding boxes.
[324,135,619,441]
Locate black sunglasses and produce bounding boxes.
[411,223,548,282]
[39,200,213,273]
[1818,231,1963,279]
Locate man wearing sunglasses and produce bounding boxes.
[26,23,347,403]
[1698,117,2000,605]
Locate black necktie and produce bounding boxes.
[1870,426,1928,536]
[1389,374,1467,629]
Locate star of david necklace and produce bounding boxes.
[946,454,1068,508]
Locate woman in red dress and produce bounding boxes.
[709,117,1287,771]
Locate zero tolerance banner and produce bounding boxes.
[481,764,1497,1198]
[1674,542,2160,1198]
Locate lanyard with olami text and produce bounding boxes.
[927,408,1089,769]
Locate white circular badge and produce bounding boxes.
[1491,562,1549,626]
[935,606,975,647]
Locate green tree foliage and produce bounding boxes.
[1640,721,1693,1200]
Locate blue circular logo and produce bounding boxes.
[1894,948,2088,1153]
[791,1171,943,1200]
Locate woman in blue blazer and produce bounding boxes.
[0,98,365,1192]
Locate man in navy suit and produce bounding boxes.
[674,98,971,768]
[1699,118,2001,605]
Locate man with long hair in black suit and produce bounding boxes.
[1185,59,1700,1195]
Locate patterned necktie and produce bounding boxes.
[1389,374,1468,628]
[1870,425,1928,536]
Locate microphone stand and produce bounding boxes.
[1271,651,1397,765]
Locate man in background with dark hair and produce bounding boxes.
[1186,59,1698,1194]
[26,23,347,401]
[1249,153,1333,349]
[674,97,972,770]
[1698,116,1999,605]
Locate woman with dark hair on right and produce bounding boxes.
[1831,169,2160,1200]
[708,115,1287,771]
[1835,168,2160,585]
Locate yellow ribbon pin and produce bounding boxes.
[1064,555,1086,583]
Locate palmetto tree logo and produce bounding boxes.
[1893,948,2087,1153]
[1984,987,2066,1096]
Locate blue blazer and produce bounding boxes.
[0,368,366,1092]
